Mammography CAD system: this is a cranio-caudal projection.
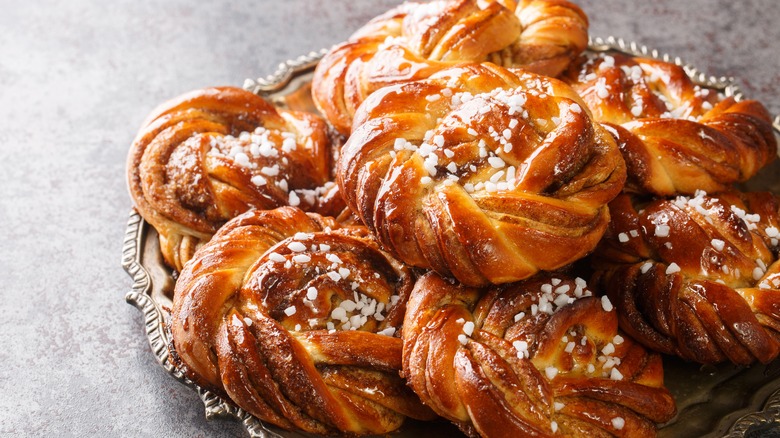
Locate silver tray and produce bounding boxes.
[124,37,780,437]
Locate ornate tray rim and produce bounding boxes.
[125,36,780,438]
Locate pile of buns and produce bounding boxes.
[126,0,778,436]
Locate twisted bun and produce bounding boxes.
[170,207,435,434]
[338,63,626,286]
[127,86,334,270]
[403,272,676,437]
[313,0,588,134]
[564,53,777,196]
[592,191,780,365]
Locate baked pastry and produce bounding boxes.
[402,271,676,437]
[337,63,627,286]
[127,86,335,271]
[592,191,780,365]
[564,52,777,196]
[312,0,589,134]
[170,206,435,435]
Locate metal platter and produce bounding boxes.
[124,37,780,437]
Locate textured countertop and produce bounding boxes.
[1,0,778,436]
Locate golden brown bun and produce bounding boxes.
[170,206,435,435]
[312,0,589,134]
[127,86,333,271]
[563,52,777,196]
[592,191,780,365]
[338,63,626,286]
[402,272,676,437]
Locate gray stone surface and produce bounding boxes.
[0,0,777,436]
